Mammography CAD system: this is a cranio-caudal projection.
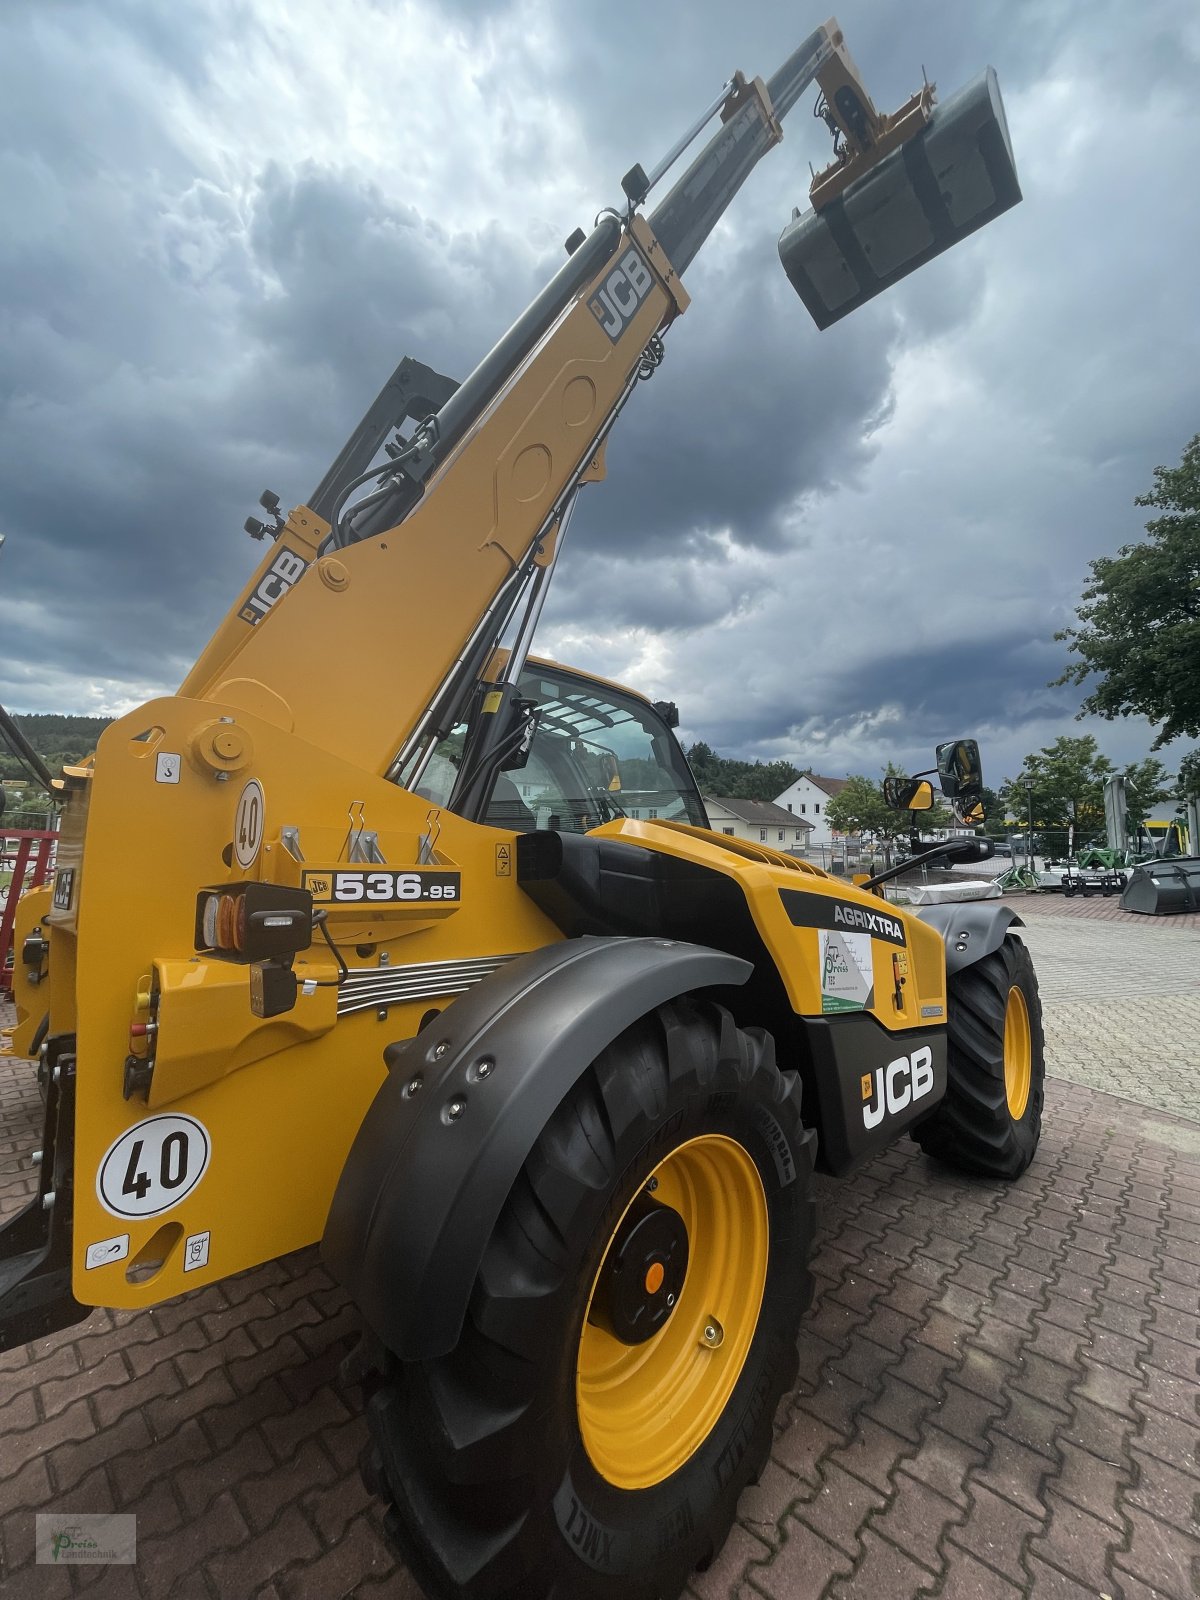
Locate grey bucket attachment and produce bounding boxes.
[779,67,1021,329]
[1121,858,1200,916]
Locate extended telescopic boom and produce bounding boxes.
[178,18,1018,797]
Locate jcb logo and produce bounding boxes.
[238,547,309,625]
[861,1045,934,1129]
[588,247,655,343]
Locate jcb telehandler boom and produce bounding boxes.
[1,20,1034,1600]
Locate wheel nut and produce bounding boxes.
[447,1099,465,1120]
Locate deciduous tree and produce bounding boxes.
[1056,434,1200,747]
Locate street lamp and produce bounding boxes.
[1022,778,1035,872]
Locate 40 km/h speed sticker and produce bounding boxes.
[96,1115,212,1221]
[234,778,265,870]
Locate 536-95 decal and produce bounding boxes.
[302,869,461,905]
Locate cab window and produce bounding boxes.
[412,664,707,833]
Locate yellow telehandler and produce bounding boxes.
[1,19,1037,1599]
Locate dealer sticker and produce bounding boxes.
[820,929,875,1014]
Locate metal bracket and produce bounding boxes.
[418,809,442,866]
[341,802,386,865]
[719,71,783,147]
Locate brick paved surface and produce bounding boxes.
[2,904,1199,1599]
[1014,900,1200,1126]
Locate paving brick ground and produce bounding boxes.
[2,900,1199,1599]
[1014,900,1200,1127]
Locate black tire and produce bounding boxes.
[359,996,815,1600]
[912,934,1044,1179]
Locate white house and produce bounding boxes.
[772,773,849,849]
[703,796,813,853]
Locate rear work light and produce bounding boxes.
[195,882,313,964]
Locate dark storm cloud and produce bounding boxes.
[1,0,1198,805]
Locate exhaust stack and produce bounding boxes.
[779,67,1021,329]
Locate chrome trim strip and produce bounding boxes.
[336,954,519,1017]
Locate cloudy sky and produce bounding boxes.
[2,0,1198,795]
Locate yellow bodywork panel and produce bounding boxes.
[63,697,562,1311]
[591,819,947,1027]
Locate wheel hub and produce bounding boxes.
[576,1133,769,1490]
[588,1193,689,1345]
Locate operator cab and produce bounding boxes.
[413,658,708,835]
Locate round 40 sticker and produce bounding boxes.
[234,778,265,870]
[96,1115,211,1220]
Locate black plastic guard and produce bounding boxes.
[802,1013,947,1176]
[0,1036,89,1352]
[917,902,1023,976]
[321,936,749,1361]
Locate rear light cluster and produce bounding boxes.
[194,882,313,964]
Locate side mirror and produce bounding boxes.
[883,776,934,811]
[599,753,622,793]
[936,739,983,799]
[954,798,986,827]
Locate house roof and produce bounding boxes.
[805,774,849,797]
[705,796,814,829]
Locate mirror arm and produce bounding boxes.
[857,838,968,895]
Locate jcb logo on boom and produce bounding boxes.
[861,1045,934,1129]
[238,547,310,625]
[588,247,655,342]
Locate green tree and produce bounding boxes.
[1055,434,1200,747]
[684,743,799,803]
[1000,736,1112,839]
[999,736,1171,846]
[1176,749,1200,800]
[1122,756,1173,831]
[976,785,1002,835]
[824,775,891,839]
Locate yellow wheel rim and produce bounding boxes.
[576,1134,768,1490]
[1004,984,1032,1120]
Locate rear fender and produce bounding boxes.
[321,935,749,1361]
[917,901,1023,976]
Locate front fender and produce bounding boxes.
[321,935,749,1360]
[917,901,1023,976]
